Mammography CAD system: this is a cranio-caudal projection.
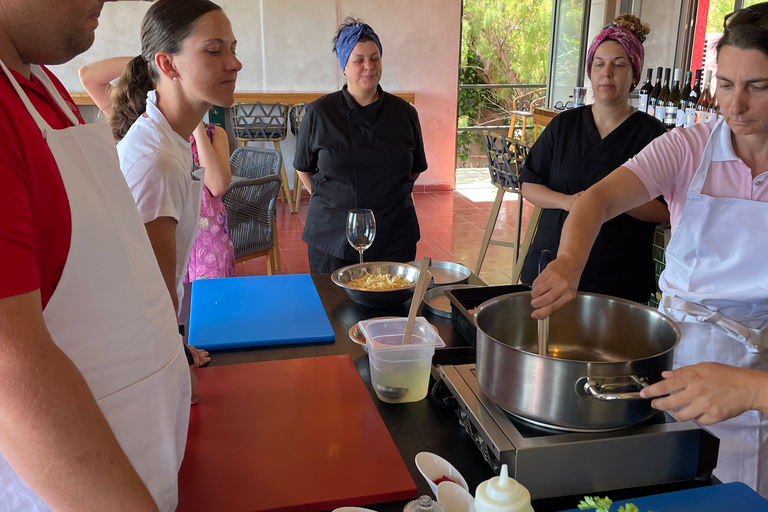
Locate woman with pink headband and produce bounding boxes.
[518,14,669,302]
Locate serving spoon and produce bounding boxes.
[402,256,432,345]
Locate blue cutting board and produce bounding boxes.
[188,275,335,350]
[557,482,768,512]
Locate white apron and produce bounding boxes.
[658,118,768,495]
[0,62,190,511]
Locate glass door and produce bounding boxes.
[546,0,591,107]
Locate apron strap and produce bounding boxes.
[660,295,760,352]
[30,65,81,127]
[0,59,53,137]
[688,118,725,194]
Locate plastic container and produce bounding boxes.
[470,464,533,512]
[359,317,445,404]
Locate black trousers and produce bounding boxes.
[307,245,417,274]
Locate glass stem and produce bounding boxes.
[359,250,364,264]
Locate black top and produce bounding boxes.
[293,85,428,259]
[519,106,666,303]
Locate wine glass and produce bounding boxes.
[346,209,376,264]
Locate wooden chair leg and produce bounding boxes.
[475,186,506,275]
[534,124,539,141]
[507,116,517,139]
[513,194,524,269]
[266,249,274,275]
[273,141,296,214]
[510,206,541,285]
[293,172,302,210]
[271,222,281,271]
[520,117,528,141]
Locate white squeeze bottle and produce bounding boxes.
[470,464,534,512]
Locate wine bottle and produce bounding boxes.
[638,68,654,113]
[665,68,681,129]
[695,70,713,123]
[648,66,663,118]
[692,69,703,101]
[657,68,671,125]
[677,70,692,127]
[684,70,701,128]
[707,94,719,123]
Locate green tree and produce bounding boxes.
[457,0,552,162]
[461,0,551,114]
[706,0,736,33]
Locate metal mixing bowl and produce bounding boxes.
[331,262,421,308]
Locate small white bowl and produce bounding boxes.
[332,508,379,512]
[437,481,474,512]
[415,451,469,496]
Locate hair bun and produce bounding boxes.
[613,14,650,43]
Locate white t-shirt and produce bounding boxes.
[117,90,202,307]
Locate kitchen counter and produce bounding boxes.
[179,275,716,512]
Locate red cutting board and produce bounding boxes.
[177,355,417,512]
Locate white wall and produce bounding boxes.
[50,0,462,189]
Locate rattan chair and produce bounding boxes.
[289,103,308,208]
[229,146,283,271]
[230,102,296,213]
[223,175,282,275]
[507,88,546,141]
[475,132,535,279]
[230,146,282,180]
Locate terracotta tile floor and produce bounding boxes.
[235,190,534,286]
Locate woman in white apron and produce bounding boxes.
[529,3,768,496]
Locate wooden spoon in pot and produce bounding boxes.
[537,250,551,356]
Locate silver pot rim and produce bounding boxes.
[473,290,681,363]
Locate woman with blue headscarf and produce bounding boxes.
[294,17,428,273]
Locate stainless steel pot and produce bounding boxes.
[474,292,680,431]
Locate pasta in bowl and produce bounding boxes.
[331,262,422,308]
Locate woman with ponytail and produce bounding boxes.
[81,52,236,283]
[111,0,240,401]
[112,0,240,314]
[519,14,669,303]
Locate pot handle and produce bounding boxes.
[584,376,649,401]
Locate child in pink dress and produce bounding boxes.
[186,123,236,281]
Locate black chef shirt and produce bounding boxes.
[293,85,428,260]
[519,106,667,303]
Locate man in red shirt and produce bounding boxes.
[0,0,180,510]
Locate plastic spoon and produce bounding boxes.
[537,250,551,356]
[402,256,432,345]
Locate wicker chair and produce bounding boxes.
[475,132,535,279]
[229,146,283,271]
[507,88,546,141]
[288,103,308,208]
[230,146,282,180]
[230,102,296,213]
[223,175,282,275]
